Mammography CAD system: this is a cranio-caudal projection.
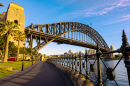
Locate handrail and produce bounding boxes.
[47,30,130,86]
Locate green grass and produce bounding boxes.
[0,61,32,78]
[0,69,15,78]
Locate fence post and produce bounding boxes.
[56,57,58,65]
[64,55,66,67]
[85,50,93,86]
[96,44,103,86]
[75,53,78,74]
[79,51,83,78]
[72,54,74,72]
[85,50,89,79]
[69,55,71,70]
[67,55,69,68]
[62,57,64,67]
[121,30,130,86]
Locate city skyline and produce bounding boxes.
[0,0,130,55]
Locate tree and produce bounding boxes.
[0,35,6,59]
[0,35,17,60]
[19,47,32,55]
[0,3,4,18]
[14,31,26,61]
[0,3,4,7]
[0,20,19,62]
[25,47,32,55]
[8,42,17,57]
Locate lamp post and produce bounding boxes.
[22,40,26,71]
[31,54,33,65]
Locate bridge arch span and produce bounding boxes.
[25,22,110,51]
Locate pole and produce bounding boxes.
[22,43,25,71]
[31,50,33,65]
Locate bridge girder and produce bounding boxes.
[25,22,110,51]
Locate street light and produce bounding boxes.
[22,40,26,71]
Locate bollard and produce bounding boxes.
[120,30,130,86]
[96,44,103,86]
[79,51,83,78]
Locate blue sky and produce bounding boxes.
[1,0,130,55]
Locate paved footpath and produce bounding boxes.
[0,61,74,86]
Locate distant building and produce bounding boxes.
[110,45,114,58]
[64,52,68,57]
[88,49,96,54]
[68,50,72,55]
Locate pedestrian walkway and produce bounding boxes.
[0,61,74,86]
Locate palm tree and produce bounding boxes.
[0,20,19,62]
[14,31,26,61]
[0,3,4,18]
[0,3,4,7]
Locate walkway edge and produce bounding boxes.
[47,62,74,86]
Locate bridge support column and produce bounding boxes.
[30,34,33,49]
[121,30,130,86]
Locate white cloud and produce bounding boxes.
[56,0,130,23]
[84,0,130,17]
[107,14,130,24]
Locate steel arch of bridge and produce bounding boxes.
[25,22,110,51]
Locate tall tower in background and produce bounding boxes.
[110,45,115,58]
[6,2,25,32]
[2,2,25,47]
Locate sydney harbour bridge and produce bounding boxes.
[25,22,110,52]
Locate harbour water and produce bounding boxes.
[86,60,129,86]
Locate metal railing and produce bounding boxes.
[47,30,130,86]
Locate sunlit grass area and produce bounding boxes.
[0,69,16,78]
[0,61,32,78]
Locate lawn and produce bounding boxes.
[0,61,32,78]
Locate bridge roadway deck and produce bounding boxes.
[0,61,74,86]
